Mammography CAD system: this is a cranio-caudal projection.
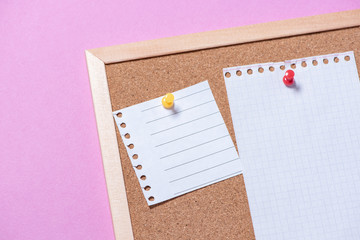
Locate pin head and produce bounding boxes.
[283,69,295,87]
[162,93,174,109]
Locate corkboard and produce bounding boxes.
[103,27,360,240]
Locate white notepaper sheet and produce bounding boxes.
[224,52,360,239]
[113,81,242,205]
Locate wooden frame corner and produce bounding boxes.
[85,50,134,240]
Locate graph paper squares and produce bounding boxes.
[224,52,360,240]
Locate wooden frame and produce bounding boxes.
[85,9,360,240]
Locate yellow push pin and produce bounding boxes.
[162,93,174,109]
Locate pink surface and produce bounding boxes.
[0,1,358,239]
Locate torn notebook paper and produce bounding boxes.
[113,81,242,205]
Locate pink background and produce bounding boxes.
[1,1,358,239]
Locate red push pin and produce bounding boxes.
[283,69,295,87]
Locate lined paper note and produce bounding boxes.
[224,51,360,239]
[113,81,242,205]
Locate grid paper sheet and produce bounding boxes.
[113,81,242,205]
[224,52,360,239]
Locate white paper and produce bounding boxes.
[224,51,360,239]
[113,81,242,205]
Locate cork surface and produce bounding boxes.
[105,27,360,240]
